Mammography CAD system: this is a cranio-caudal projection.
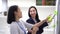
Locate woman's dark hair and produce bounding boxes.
[7,5,18,24]
[28,6,40,22]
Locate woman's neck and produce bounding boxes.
[15,17,20,22]
[32,17,35,19]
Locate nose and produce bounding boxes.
[31,11,35,14]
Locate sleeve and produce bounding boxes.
[10,24,19,34]
[22,20,34,30]
[41,22,48,28]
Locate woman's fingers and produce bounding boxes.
[28,30,33,33]
[32,27,39,34]
[32,27,39,32]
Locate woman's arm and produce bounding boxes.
[34,18,48,28]
[22,17,48,31]
[27,18,48,34]
[34,14,52,27]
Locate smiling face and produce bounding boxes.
[30,8,36,18]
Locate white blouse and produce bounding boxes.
[10,20,33,34]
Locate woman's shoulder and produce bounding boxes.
[10,22,17,27]
[10,22,19,31]
[26,18,33,21]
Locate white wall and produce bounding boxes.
[7,0,56,21]
[8,0,36,7]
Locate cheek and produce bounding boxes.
[19,12,21,16]
[30,11,36,15]
[17,12,20,17]
[20,13,22,16]
[34,11,36,14]
[19,12,22,17]
[30,12,32,16]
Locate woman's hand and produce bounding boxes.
[33,27,39,32]
[32,27,39,34]
[46,14,53,23]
